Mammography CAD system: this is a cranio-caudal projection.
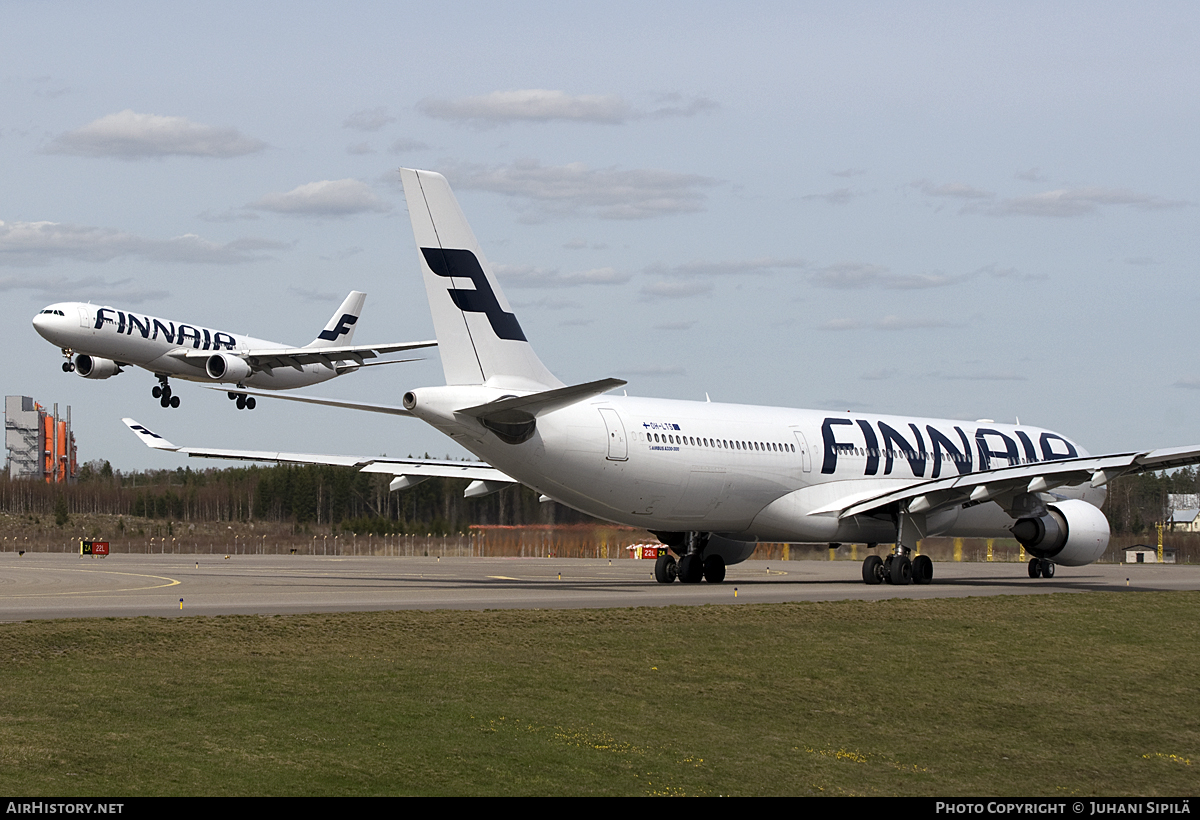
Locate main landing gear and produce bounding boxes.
[653,532,726,584]
[152,376,180,408]
[1028,558,1056,578]
[862,513,934,586]
[227,389,256,410]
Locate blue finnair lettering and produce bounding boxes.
[821,417,1077,477]
[421,247,527,342]
[93,308,238,349]
[318,313,358,341]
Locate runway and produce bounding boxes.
[0,552,1196,620]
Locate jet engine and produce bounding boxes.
[206,353,253,382]
[74,355,120,379]
[1010,499,1110,566]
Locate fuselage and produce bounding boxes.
[33,302,342,389]
[404,385,1105,544]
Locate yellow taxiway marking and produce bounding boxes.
[0,567,181,598]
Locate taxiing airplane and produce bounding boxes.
[34,292,435,410]
[124,169,1200,585]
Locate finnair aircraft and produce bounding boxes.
[124,169,1200,585]
[34,292,435,410]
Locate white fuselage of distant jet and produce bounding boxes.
[35,302,343,389]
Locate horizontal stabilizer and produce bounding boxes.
[208,387,412,416]
[458,378,627,423]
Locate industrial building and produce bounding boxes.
[4,396,77,482]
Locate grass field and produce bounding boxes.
[0,592,1196,796]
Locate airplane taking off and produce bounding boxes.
[34,292,435,410]
[124,169,1200,585]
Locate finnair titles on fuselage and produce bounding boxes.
[34,292,435,410]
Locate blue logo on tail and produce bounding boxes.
[421,248,526,342]
[318,314,358,341]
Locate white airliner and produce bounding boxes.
[34,292,435,410]
[124,169,1200,585]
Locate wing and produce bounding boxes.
[822,447,1200,520]
[172,339,436,372]
[122,418,516,496]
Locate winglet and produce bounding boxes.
[122,418,180,451]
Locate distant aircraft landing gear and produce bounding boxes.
[228,388,256,410]
[60,349,75,372]
[1028,558,1055,578]
[152,376,180,408]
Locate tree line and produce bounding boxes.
[2,459,594,535]
[3,458,1197,536]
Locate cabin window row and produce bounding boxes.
[641,431,796,454]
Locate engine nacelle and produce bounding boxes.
[206,353,253,382]
[75,355,119,379]
[1010,499,1110,566]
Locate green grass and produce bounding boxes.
[1,593,1197,795]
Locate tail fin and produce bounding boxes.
[307,291,366,348]
[399,168,562,390]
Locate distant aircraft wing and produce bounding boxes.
[172,339,437,372]
[121,418,516,492]
[823,447,1200,520]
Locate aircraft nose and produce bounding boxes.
[32,310,59,342]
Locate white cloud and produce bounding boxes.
[968,187,1191,217]
[820,315,957,331]
[249,179,391,216]
[1,272,167,303]
[0,220,286,266]
[343,107,395,132]
[810,263,968,290]
[388,138,431,154]
[640,280,713,299]
[495,264,630,288]
[421,89,632,124]
[47,110,265,159]
[646,257,806,277]
[912,180,995,199]
[418,89,716,126]
[802,188,865,206]
[447,160,717,220]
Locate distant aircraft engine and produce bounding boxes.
[74,355,119,379]
[1011,499,1110,566]
[206,353,253,382]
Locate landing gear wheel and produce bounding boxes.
[153,385,162,399]
[882,554,894,584]
[890,554,912,586]
[1028,558,1042,578]
[245,397,256,410]
[677,553,703,583]
[862,554,884,585]
[1040,559,1055,578]
[912,554,933,585]
[236,396,246,410]
[703,554,726,584]
[160,397,170,408]
[62,361,72,373]
[654,553,677,584]
[228,392,238,400]
[170,395,180,409]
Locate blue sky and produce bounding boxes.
[3,2,1198,470]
